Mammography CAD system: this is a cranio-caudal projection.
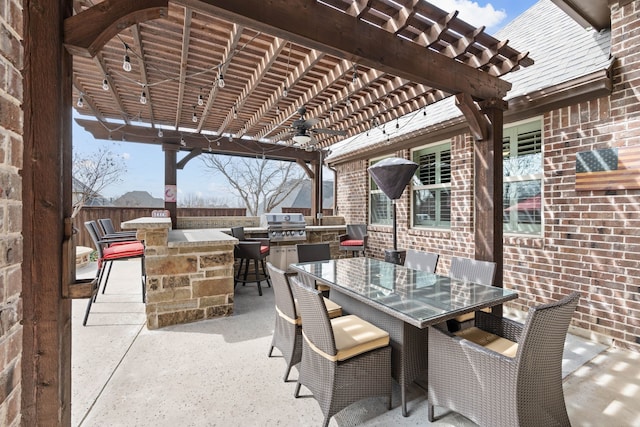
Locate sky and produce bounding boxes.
[73,0,540,204]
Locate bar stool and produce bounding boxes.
[231,226,271,296]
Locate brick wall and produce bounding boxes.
[333,3,640,352]
[0,0,23,425]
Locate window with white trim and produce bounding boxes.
[503,119,543,235]
[369,157,393,226]
[411,142,451,229]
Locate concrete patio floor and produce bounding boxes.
[73,259,640,426]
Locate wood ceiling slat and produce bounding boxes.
[70,0,532,150]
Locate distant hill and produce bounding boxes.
[113,191,164,207]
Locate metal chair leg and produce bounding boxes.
[254,259,262,296]
[101,261,113,294]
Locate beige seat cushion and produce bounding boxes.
[454,307,491,322]
[323,297,343,318]
[293,297,342,324]
[317,283,331,292]
[304,314,389,362]
[455,326,519,358]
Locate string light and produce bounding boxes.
[217,68,225,88]
[122,45,132,72]
[102,78,109,91]
[197,92,204,106]
[192,106,198,123]
[158,128,163,138]
[228,135,233,142]
[233,105,238,119]
[283,85,288,97]
[77,95,84,108]
[180,136,186,146]
[139,90,147,105]
[346,96,351,107]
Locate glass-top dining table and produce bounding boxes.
[290,256,518,417]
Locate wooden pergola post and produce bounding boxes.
[475,98,507,313]
[163,144,179,228]
[22,0,73,424]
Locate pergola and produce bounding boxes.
[66,0,532,225]
[23,0,540,424]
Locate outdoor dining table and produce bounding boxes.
[290,256,518,417]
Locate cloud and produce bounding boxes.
[428,0,507,30]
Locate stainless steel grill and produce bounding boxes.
[261,213,307,242]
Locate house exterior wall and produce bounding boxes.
[335,1,640,353]
[0,0,23,424]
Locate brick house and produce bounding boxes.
[329,0,640,352]
[1,1,638,426]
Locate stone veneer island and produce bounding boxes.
[122,217,237,329]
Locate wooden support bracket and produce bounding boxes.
[455,92,490,141]
[177,148,202,169]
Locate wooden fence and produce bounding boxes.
[73,206,246,248]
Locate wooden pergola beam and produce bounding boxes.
[64,0,169,57]
[177,0,511,100]
[75,118,319,163]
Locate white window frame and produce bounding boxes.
[369,156,393,226]
[410,141,452,230]
[503,117,543,236]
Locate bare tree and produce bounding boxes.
[179,192,232,208]
[200,154,305,215]
[72,147,127,217]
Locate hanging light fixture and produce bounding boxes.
[76,95,84,108]
[217,67,225,88]
[122,45,132,72]
[157,128,163,138]
[292,132,311,145]
[192,107,198,123]
[102,78,109,91]
[180,136,186,146]
[233,105,238,119]
[282,85,288,97]
[139,89,147,104]
[197,91,204,106]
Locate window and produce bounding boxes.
[411,142,451,229]
[503,120,542,235]
[369,157,393,226]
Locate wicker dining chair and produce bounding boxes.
[447,256,497,331]
[296,243,332,294]
[404,249,439,273]
[428,292,580,427]
[266,263,342,382]
[291,276,392,427]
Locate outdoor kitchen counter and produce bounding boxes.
[122,217,236,329]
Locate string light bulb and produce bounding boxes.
[77,95,84,108]
[139,90,147,105]
[233,105,238,119]
[102,78,109,91]
[192,107,198,123]
[158,128,163,138]
[283,85,288,97]
[197,93,204,106]
[122,45,132,72]
[180,137,186,146]
[217,72,225,88]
